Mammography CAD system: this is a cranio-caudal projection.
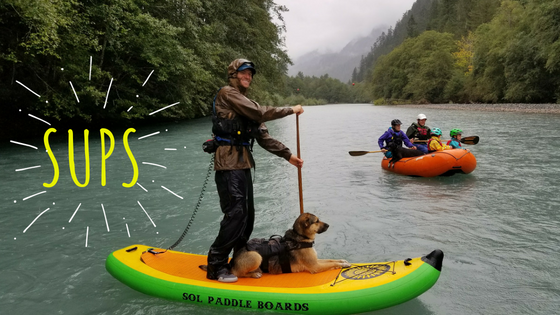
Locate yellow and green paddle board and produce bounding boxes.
[106,245,443,314]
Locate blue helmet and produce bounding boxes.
[431,128,442,136]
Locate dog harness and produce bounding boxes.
[244,229,314,274]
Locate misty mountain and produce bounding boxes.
[288,26,387,82]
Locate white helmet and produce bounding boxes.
[417,113,427,120]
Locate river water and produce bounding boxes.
[1,104,559,315]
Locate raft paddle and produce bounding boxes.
[296,115,304,215]
[348,150,384,156]
[414,136,479,145]
[461,136,479,145]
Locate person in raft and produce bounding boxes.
[205,58,304,283]
[406,113,431,154]
[428,128,453,152]
[447,129,464,149]
[379,119,419,158]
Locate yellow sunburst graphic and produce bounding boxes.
[10,56,185,247]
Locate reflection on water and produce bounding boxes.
[1,104,559,314]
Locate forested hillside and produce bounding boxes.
[3,0,559,141]
[0,0,291,139]
[355,0,560,104]
[283,72,368,105]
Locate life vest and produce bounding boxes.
[211,88,260,149]
[410,123,430,140]
[427,137,442,152]
[244,230,314,274]
[386,129,403,148]
[447,138,462,148]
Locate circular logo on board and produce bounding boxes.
[341,264,390,280]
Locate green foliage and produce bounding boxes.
[467,0,560,103]
[282,72,360,105]
[361,0,560,104]
[371,31,457,103]
[0,0,291,135]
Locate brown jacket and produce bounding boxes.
[213,84,294,171]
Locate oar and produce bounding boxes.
[414,136,479,145]
[296,115,304,215]
[461,136,479,145]
[348,150,383,156]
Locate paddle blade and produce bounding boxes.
[461,136,479,145]
[349,151,370,156]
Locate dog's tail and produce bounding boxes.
[198,265,208,271]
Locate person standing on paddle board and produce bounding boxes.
[406,114,431,154]
[205,58,304,283]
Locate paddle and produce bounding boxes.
[414,136,479,145]
[296,115,304,215]
[348,150,384,156]
[461,136,479,145]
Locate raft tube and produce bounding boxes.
[381,149,476,177]
[106,245,443,314]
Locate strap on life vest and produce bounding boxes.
[215,136,251,146]
[212,87,222,115]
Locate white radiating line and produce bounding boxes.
[142,162,167,169]
[89,56,92,80]
[127,106,133,112]
[149,102,180,116]
[23,208,50,233]
[10,140,38,150]
[69,81,80,103]
[28,114,51,126]
[85,226,89,247]
[103,78,114,109]
[164,148,177,151]
[101,204,110,232]
[69,203,82,223]
[161,186,183,199]
[138,131,160,140]
[142,70,154,87]
[136,182,148,192]
[137,201,156,227]
[22,191,46,201]
[126,223,130,237]
[15,80,40,97]
[15,165,41,172]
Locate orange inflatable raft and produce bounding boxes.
[381,149,476,177]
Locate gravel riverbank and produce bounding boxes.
[394,103,560,114]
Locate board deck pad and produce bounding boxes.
[141,249,340,288]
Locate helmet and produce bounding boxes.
[417,114,427,120]
[450,128,463,137]
[431,128,442,136]
[391,119,402,126]
[228,59,256,78]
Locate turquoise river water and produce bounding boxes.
[1,104,559,314]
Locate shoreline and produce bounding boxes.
[392,103,560,114]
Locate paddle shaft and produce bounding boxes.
[296,115,304,215]
[348,150,384,156]
[414,136,478,145]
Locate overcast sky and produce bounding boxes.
[274,0,418,59]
